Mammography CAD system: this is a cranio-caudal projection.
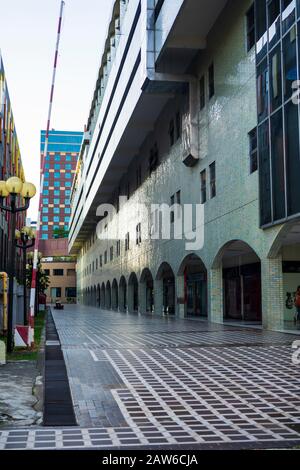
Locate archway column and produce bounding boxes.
[261,255,284,330]
[154,279,163,315]
[209,267,223,323]
[139,282,146,314]
[176,275,185,319]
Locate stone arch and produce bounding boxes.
[155,262,176,315]
[211,240,262,323]
[128,273,139,313]
[177,253,207,317]
[139,268,154,314]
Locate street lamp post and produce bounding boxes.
[15,228,36,326]
[0,177,36,353]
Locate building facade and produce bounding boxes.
[69,0,300,331]
[0,52,26,276]
[40,130,83,240]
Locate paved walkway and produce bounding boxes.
[1,304,300,449]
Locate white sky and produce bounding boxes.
[0,0,114,219]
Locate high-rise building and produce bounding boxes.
[40,130,83,240]
[69,0,300,331]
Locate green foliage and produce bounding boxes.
[53,227,69,239]
[26,265,50,293]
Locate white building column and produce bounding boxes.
[176,275,185,319]
[261,255,284,330]
[209,267,223,324]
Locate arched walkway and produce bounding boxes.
[93,286,97,307]
[106,281,111,309]
[177,254,207,317]
[112,279,118,310]
[140,268,154,314]
[128,273,139,313]
[156,262,176,315]
[212,240,262,323]
[119,276,127,312]
[100,283,106,309]
[267,221,300,330]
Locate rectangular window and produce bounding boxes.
[208,63,215,99]
[246,3,255,51]
[53,216,59,222]
[200,170,207,204]
[136,223,141,245]
[149,143,159,174]
[249,128,258,174]
[65,287,76,298]
[53,269,64,276]
[54,155,60,162]
[53,198,60,205]
[170,195,175,223]
[258,121,272,225]
[200,75,205,109]
[54,190,60,196]
[125,232,130,251]
[54,164,60,169]
[104,251,107,264]
[42,216,48,222]
[268,0,280,49]
[65,164,72,170]
[42,207,48,213]
[44,269,50,275]
[110,246,114,261]
[43,190,49,196]
[100,255,103,267]
[117,240,121,256]
[53,208,60,214]
[209,162,216,198]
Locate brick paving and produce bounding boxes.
[1,304,300,449]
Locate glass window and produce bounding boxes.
[53,208,60,214]
[41,234,48,240]
[54,172,60,178]
[256,0,268,61]
[42,225,48,231]
[43,198,49,205]
[283,25,297,101]
[53,269,64,276]
[45,163,50,169]
[65,208,71,214]
[45,155,50,161]
[54,164,60,170]
[271,109,286,220]
[200,76,205,109]
[249,128,258,173]
[65,190,70,196]
[270,45,282,111]
[257,58,269,122]
[169,119,175,146]
[42,207,48,213]
[200,170,207,204]
[53,198,60,205]
[258,121,272,225]
[44,172,49,178]
[65,164,72,170]
[43,190,49,195]
[66,155,72,161]
[247,3,255,51]
[65,199,70,205]
[54,181,60,187]
[54,190,60,195]
[53,216,59,222]
[44,181,49,187]
[268,0,281,49]
[42,216,48,222]
[55,155,60,161]
[65,182,71,187]
[285,99,300,215]
[64,216,70,222]
[282,0,296,34]
[65,173,71,179]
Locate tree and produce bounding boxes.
[26,265,50,294]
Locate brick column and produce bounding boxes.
[209,267,223,324]
[261,255,284,330]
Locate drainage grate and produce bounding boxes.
[43,310,77,427]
